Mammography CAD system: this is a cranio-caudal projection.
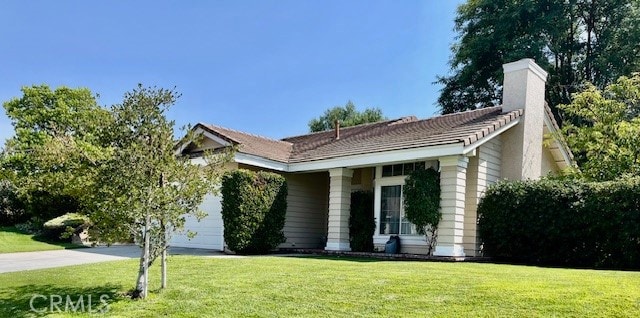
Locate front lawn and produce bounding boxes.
[0,227,79,253]
[0,256,639,317]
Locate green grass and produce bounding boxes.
[0,256,639,317]
[0,227,79,254]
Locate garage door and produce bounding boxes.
[169,194,224,250]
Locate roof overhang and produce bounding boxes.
[287,142,466,172]
[175,125,233,155]
[542,111,574,170]
[462,117,520,155]
[231,142,465,172]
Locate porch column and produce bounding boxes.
[325,168,353,251]
[434,155,468,257]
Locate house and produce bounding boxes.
[171,58,573,257]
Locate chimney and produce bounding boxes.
[334,120,340,140]
[500,58,548,180]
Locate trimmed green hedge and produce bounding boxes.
[349,191,375,252]
[221,169,287,254]
[478,178,640,269]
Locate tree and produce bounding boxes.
[308,101,386,132]
[88,85,232,299]
[559,73,640,181]
[403,168,441,255]
[1,85,112,222]
[437,0,640,121]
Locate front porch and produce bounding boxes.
[281,141,501,257]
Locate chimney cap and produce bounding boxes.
[503,58,548,82]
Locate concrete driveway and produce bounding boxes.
[0,245,226,274]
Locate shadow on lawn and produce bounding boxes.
[0,226,25,234]
[31,235,87,250]
[0,283,125,317]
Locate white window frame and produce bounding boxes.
[373,161,439,248]
[376,179,418,236]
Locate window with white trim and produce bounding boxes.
[381,162,426,177]
[379,185,416,235]
[376,161,437,237]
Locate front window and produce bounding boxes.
[379,185,416,235]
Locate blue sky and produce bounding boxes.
[0,1,463,143]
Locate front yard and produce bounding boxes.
[0,255,638,317]
[0,227,79,254]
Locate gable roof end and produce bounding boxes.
[195,123,293,163]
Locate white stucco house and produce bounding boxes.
[171,58,573,257]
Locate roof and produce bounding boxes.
[283,106,522,162]
[198,124,293,162]
[193,106,524,164]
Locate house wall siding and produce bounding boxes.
[280,172,329,249]
[433,155,468,257]
[237,164,329,249]
[463,136,502,256]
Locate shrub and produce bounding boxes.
[349,190,375,252]
[403,167,440,254]
[478,178,640,269]
[42,212,91,241]
[221,169,287,254]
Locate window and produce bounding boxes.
[381,162,426,177]
[379,185,416,235]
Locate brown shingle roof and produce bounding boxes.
[282,106,522,162]
[199,124,293,163]
[197,106,523,163]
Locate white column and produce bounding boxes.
[434,155,468,257]
[325,168,353,251]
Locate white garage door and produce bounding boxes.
[170,194,224,250]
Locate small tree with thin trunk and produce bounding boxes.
[403,167,441,255]
[89,85,232,299]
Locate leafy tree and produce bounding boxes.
[403,168,441,255]
[559,73,640,181]
[2,84,232,298]
[0,180,26,226]
[438,0,640,121]
[89,85,232,298]
[1,85,112,222]
[308,101,386,132]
